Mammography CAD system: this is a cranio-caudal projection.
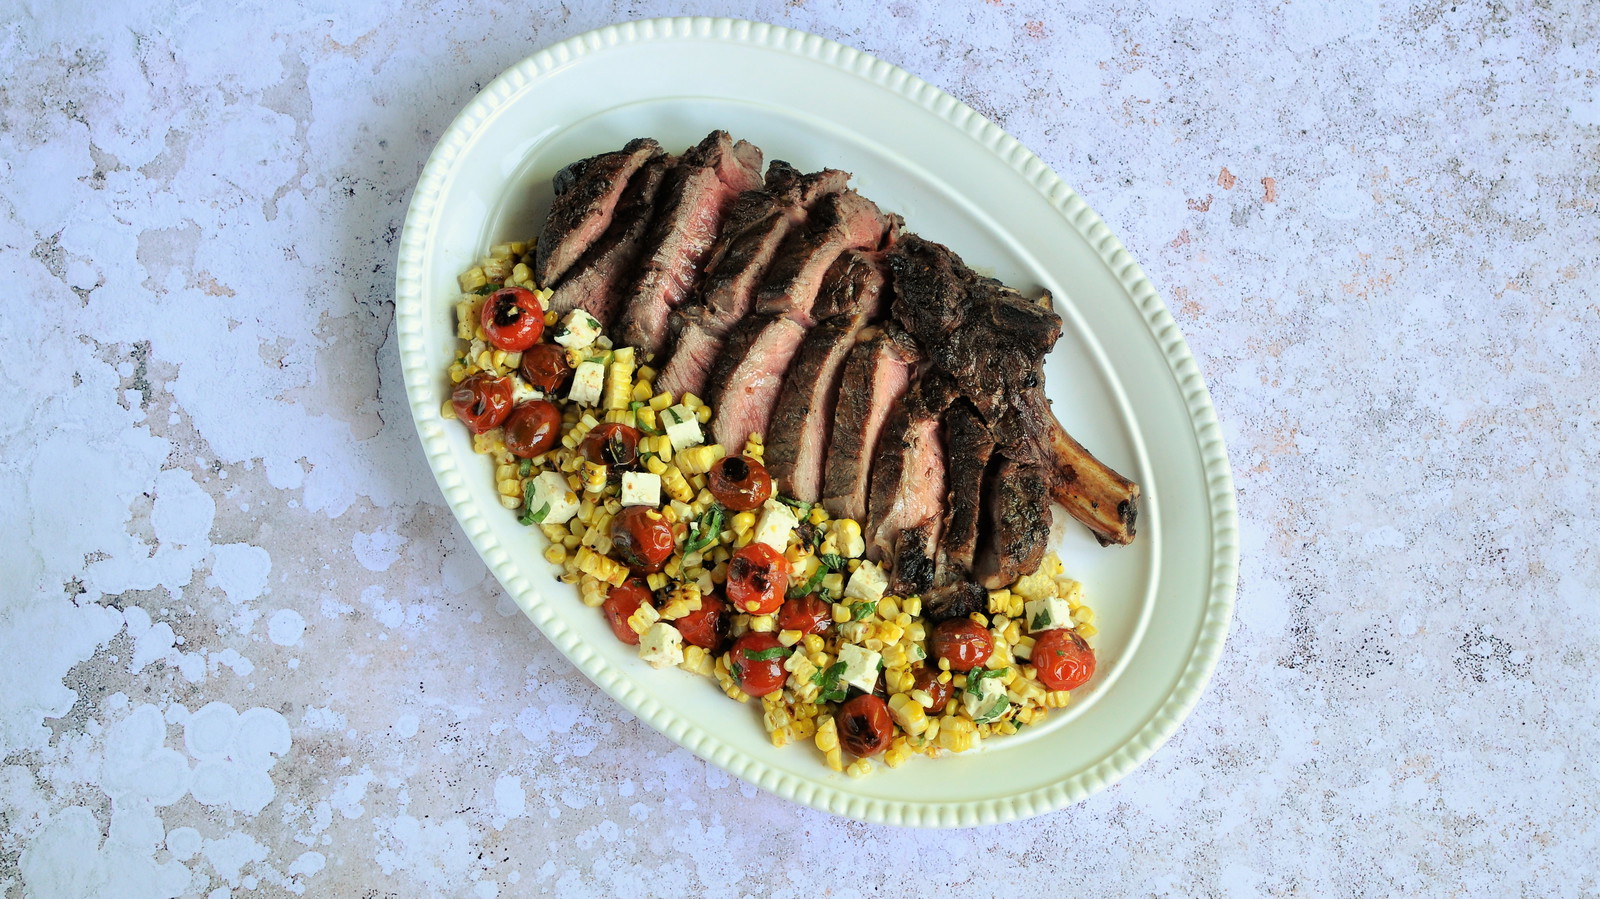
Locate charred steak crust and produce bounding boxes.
[935,398,994,584]
[535,137,664,288]
[616,131,764,358]
[974,456,1054,589]
[545,154,674,326]
[755,190,895,326]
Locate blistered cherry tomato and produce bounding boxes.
[929,618,993,672]
[727,632,787,697]
[609,506,675,574]
[910,666,952,715]
[480,286,545,351]
[776,594,831,636]
[451,372,513,434]
[502,400,562,458]
[601,580,654,646]
[1032,628,1097,692]
[580,423,643,469]
[838,694,893,757]
[674,593,730,651]
[706,456,774,512]
[725,543,790,615]
[518,343,572,394]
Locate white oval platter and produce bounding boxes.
[394,17,1238,827]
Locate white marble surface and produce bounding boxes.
[3,1,1597,896]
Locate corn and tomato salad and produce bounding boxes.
[443,239,1100,776]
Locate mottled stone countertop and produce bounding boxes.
[4,2,1597,896]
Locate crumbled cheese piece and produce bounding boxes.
[752,499,798,552]
[567,360,605,406]
[638,622,684,669]
[1023,597,1074,633]
[963,671,1009,723]
[661,404,704,451]
[525,471,578,525]
[510,378,545,405]
[554,309,602,349]
[837,643,882,694]
[619,471,661,507]
[843,560,888,603]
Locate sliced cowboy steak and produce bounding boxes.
[534,137,663,288]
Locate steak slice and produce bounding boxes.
[763,310,869,503]
[755,190,896,326]
[652,310,720,400]
[705,315,809,452]
[864,380,948,589]
[921,581,989,623]
[973,455,1053,589]
[534,137,663,288]
[699,168,850,331]
[811,249,889,322]
[615,132,764,358]
[819,327,917,523]
[935,399,995,584]
[545,154,673,326]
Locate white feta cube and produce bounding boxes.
[752,498,799,552]
[638,622,684,669]
[837,643,882,694]
[844,560,888,604]
[553,309,602,349]
[661,404,704,451]
[525,471,578,525]
[1023,597,1074,633]
[567,360,605,406]
[620,471,661,507]
[962,670,1009,723]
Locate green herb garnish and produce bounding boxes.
[812,661,848,703]
[517,481,550,526]
[775,494,810,514]
[787,564,829,600]
[818,553,846,572]
[850,600,878,621]
[518,458,532,477]
[682,505,724,555]
[1030,609,1051,630]
[474,284,497,295]
[744,647,788,662]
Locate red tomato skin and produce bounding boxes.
[451,373,514,434]
[725,543,790,615]
[910,666,951,715]
[1032,628,1097,692]
[929,619,994,672]
[601,580,654,646]
[674,595,730,651]
[609,506,676,574]
[838,694,893,756]
[502,400,562,458]
[727,632,787,697]
[480,286,545,351]
[775,595,831,636]
[579,423,643,469]
[517,343,572,394]
[706,456,774,512]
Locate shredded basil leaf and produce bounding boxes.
[850,601,877,621]
[517,482,544,526]
[518,458,532,477]
[818,553,846,572]
[1030,609,1051,630]
[812,661,848,703]
[474,284,497,295]
[683,505,724,555]
[775,494,810,514]
[744,647,788,662]
[787,565,828,600]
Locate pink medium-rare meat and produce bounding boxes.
[706,315,809,452]
[762,310,870,503]
[534,137,664,288]
[819,327,917,523]
[864,380,948,594]
[545,155,673,326]
[615,132,763,358]
[755,190,897,327]
[653,310,721,400]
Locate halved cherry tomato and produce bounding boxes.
[480,286,545,351]
[674,593,729,651]
[725,543,789,615]
[1032,628,1096,691]
[502,400,562,458]
[601,580,654,646]
[580,422,642,469]
[706,456,773,512]
[776,594,831,636]
[910,665,952,715]
[838,694,893,757]
[726,632,787,697]
[609,506,675,574]
[517,343,572,394]
[451,373,513,434]
[929,618,993,672]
